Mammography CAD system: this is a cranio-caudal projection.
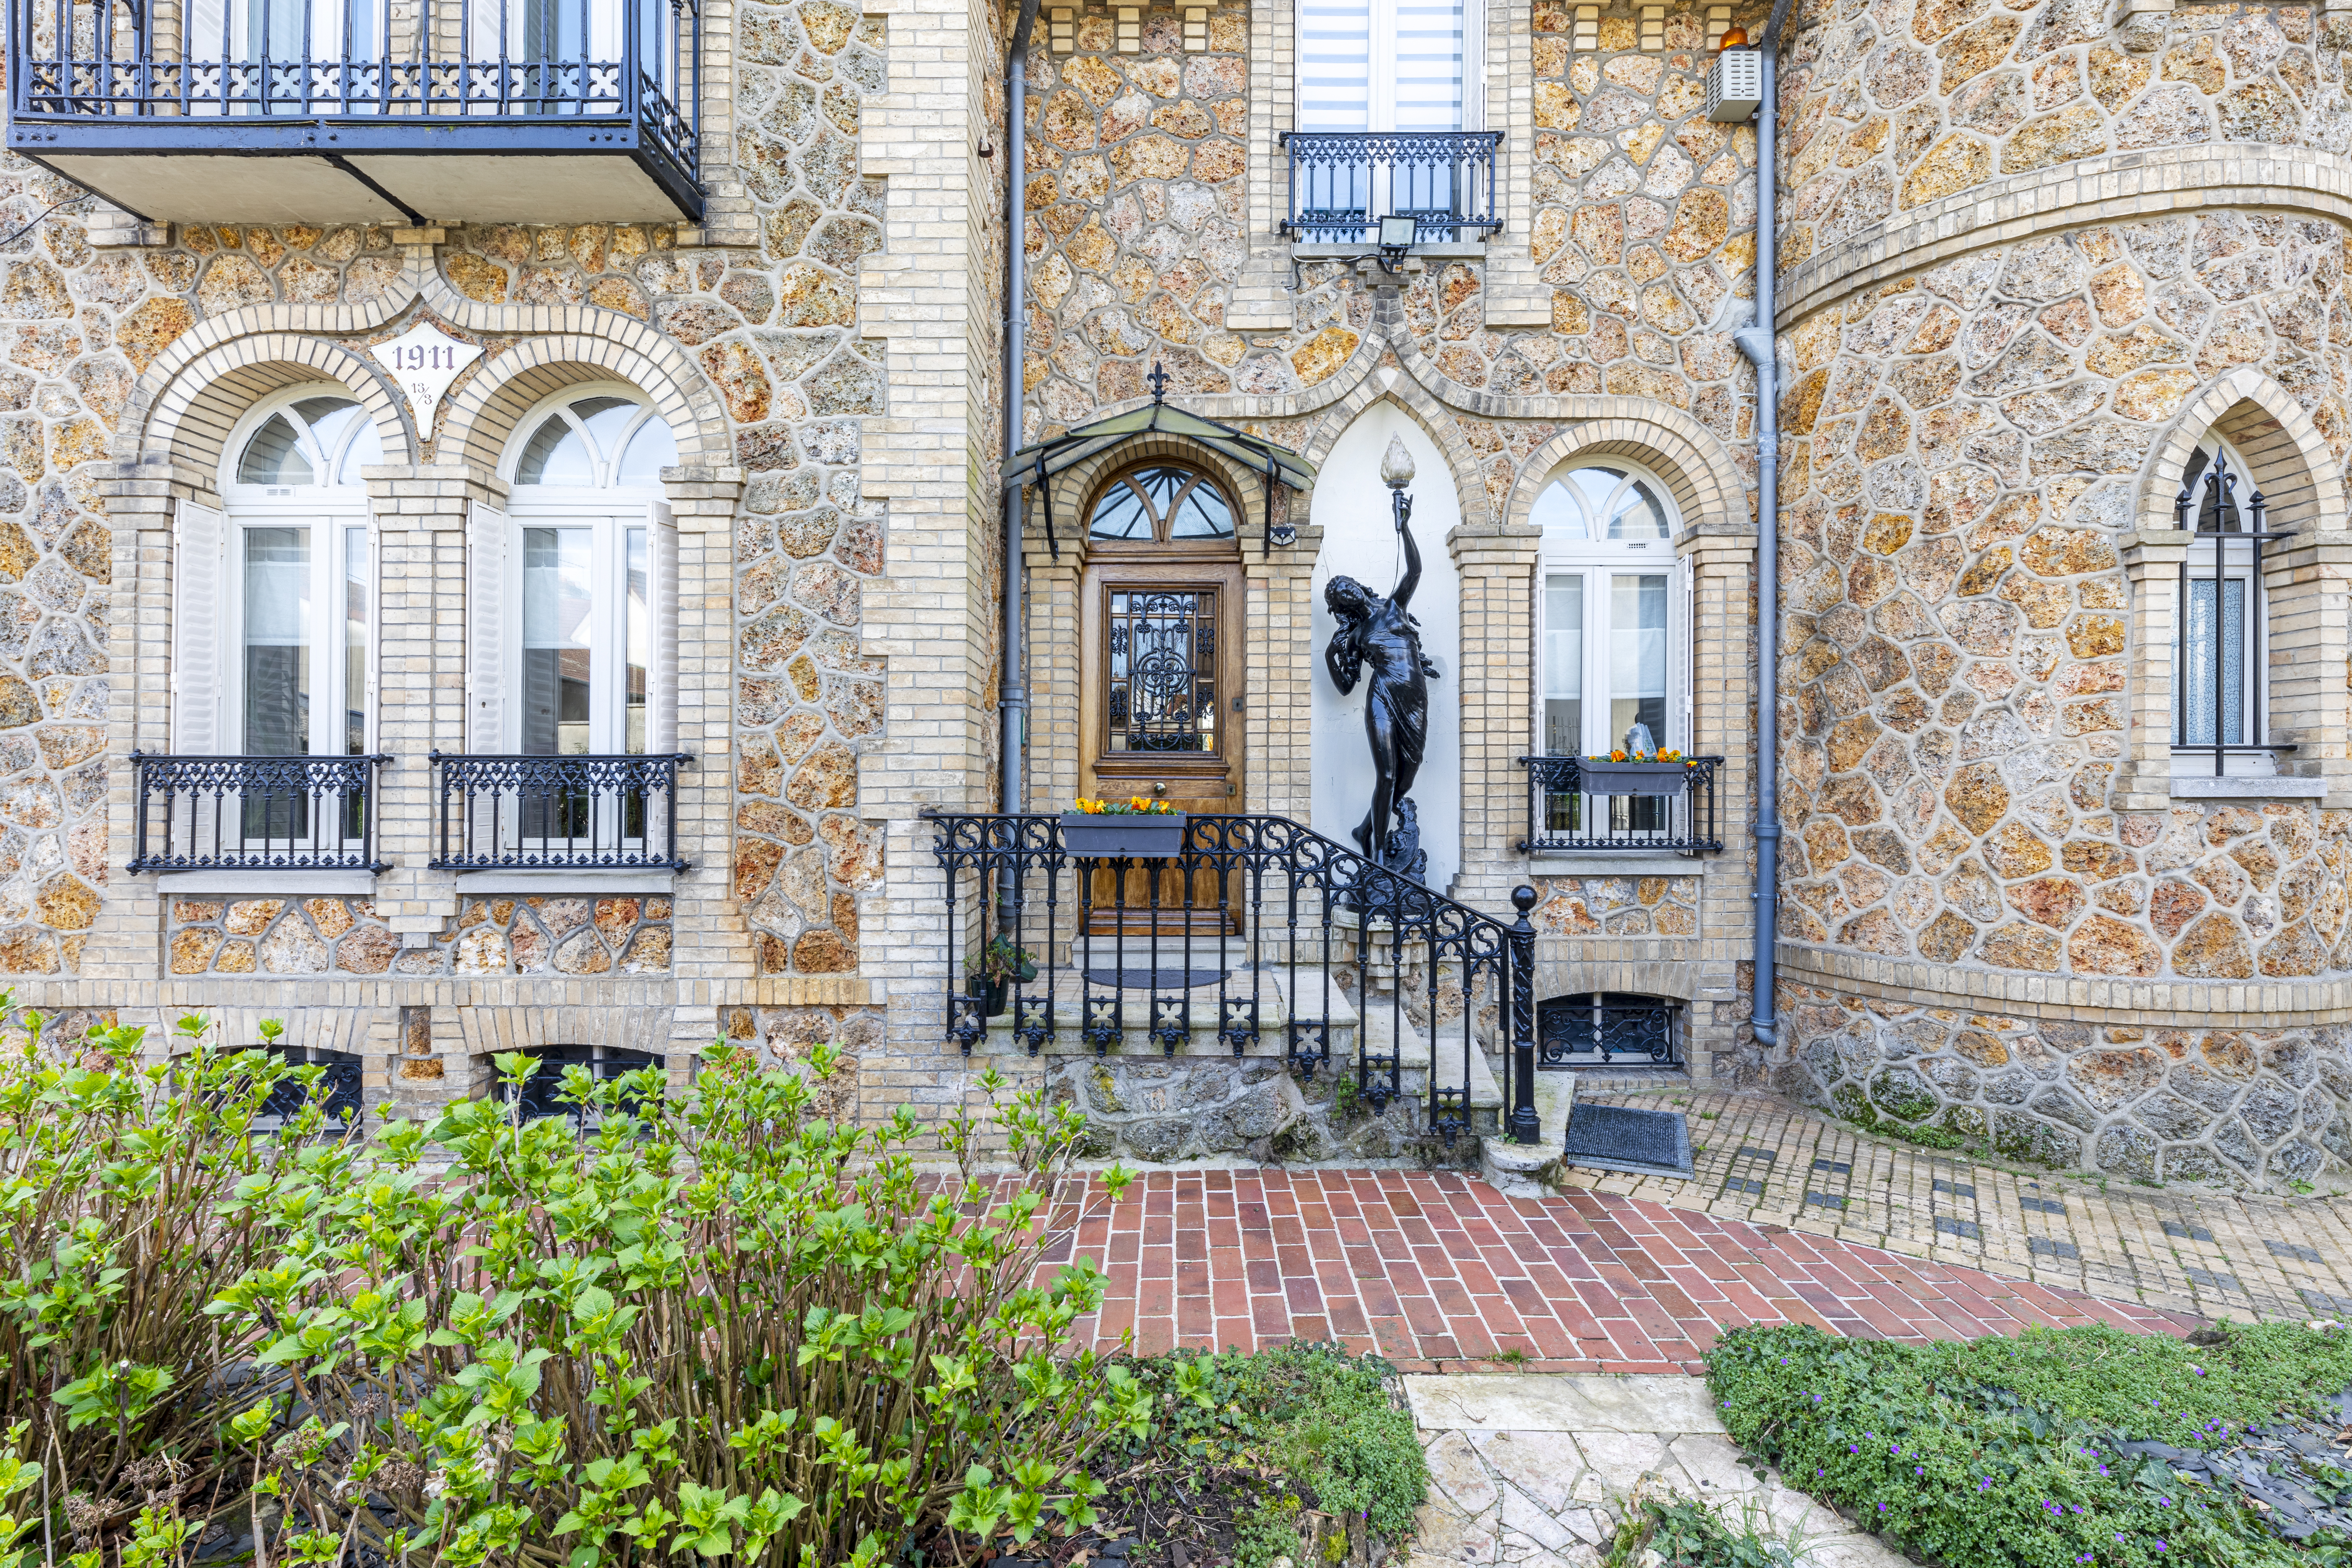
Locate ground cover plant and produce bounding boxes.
[1707,1320,2352,1568]
[1596,1488,1813,1568]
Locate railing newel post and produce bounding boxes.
[1507,884,1539,1146]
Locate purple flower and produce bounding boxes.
[1980,1479,1992,1491]
[2098,1466,2109,1476]
[1849,1445,1858,1453]
[1879,1503,1887,1514]
[2155,1544,2167,1553]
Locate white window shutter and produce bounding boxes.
[650,500,680,754]
[1677,553,1695,752]
[171,500,224,754]
[467,502,508,752]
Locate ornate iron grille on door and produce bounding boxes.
[1108,589,1218,754]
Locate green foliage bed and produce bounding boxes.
[1706,1321,2352,1568]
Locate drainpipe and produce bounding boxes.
[1002,0,1041,821]
[1733,0,1795,1051]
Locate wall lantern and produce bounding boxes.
[1376,214,1418,271]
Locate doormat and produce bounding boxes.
[1560,1103,1692,1178]
[1083,967,1228,990]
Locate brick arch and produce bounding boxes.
[2138,368,2349,536]
[437,333,729,479]
[1503,415,1749,540]
[132,336,411,490]
[1037,433,1275,558]
[1294,383,1489,533]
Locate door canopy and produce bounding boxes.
[1007,363,1318,556]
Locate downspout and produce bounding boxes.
[1002,0,1041,820]
[1733,0,1795,1050]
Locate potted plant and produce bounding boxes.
[1060,787,1189,858]
[1578,747,1695,796]
[970,934,1037,1018]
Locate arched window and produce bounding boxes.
[1531,463,1682,758]
[493,388,678,758]
[1087,463,1236,545]
[2174,440,2276,778]
[217,389,383,757]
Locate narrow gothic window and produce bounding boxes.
[2172,441,2277,779]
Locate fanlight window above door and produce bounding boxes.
[1087,464,1236,543]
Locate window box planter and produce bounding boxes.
[1577,761,1691,796]
[1059,812,1190,858]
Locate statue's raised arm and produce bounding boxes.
[1392,492,1421,612]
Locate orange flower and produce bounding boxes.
[1611,749,1628,762]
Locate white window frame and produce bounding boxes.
[496,384,673,759]
[215,387,380,761]
[1297,0,1477,132]
[2171,438,2275,780]
[1532,461,1689,759]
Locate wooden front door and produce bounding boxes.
[1078,560,1243,934]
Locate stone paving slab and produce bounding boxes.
[1572,1090,2352,1324]
[1054,1166,2198,1371]
[1401,1373,1905,1568]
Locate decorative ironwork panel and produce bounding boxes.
[1107,589,1219,754]
[1537,993,1681,1068]
[128,753,387,873]
[430,752,690,870]
[1516,754,1725,855]
[249,1046,363,1129]
[1281,131,1503,245]
[9,0,701,191]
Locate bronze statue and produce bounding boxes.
[1325,436,1441,879]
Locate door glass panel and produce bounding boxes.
[1542,573,1583,755]
[242,527,311,755]
[521,527,594,756]
[1107,588,1217,754]
[1608,573,1668,752]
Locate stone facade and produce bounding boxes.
[4,0,2346,1184]
[1764,0,2352,1183]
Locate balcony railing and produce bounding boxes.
[1515,755,1725,856]
[429,752,689,871]
[1279,131,1502,245]
[8,0,701,220]
[128,753,388,873]
[930,810,1548,1149]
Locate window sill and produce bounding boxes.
[1290,242,1488,260]
[452,868,679,894]
[1526,852,1711,877]
[157,869,378,895]
[2168,775,2326,801]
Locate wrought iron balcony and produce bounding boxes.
[7,0,701,225]
[1279,131,1502,245]
[429,752,689,871]
[128,752,389,873]
[929,809,1550,1149]
[1515,755,1725,856]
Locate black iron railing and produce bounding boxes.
[1516,755,1724,855]
[429,753,689,871]
[128,753,388,873]
[929,811,1543,1148]
[1538,993,1682,1068]
[9,0,700,209]
[1280,131,1502,244]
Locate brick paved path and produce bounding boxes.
[1574,1090,2352,1324]
[1055,1167,2198,1372]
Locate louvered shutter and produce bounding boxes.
[649,501,679,755]
[466,503,509,753]
[171,500,225,754]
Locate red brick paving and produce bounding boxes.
[1048,1169,2199,1372]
